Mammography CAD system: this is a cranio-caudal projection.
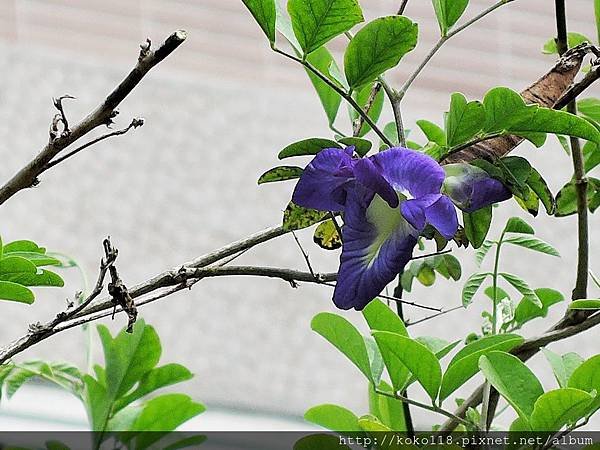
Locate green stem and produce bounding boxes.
[397,0,516,100]
[393,276,414,437]
[375,388,473,428]
[273,47,393,147]
[555,0,589,300]
[480,234,504,430]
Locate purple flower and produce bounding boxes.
[292,147,457,310]
[292,147,511,311]
[442,164,512,213]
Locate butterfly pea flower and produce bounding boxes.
[292,147,511,311]
[442,163,512,213]
[292,147,458,310]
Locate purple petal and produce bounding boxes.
[443,164,511,212]
[354,157,399,208]
[370,147,445,198]
[400,194,441,232]
[424,195,459,239]
[292,148,354,212]
[333,192,417,310]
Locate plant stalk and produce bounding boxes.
[555,0,589,300]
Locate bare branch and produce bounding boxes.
[0,30,187,206]
[45,118,144,170]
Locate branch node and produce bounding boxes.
[139,38,152,61]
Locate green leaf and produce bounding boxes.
[113,363,194,413]
[294,434,351,450]
[503,236,560,257]
[463,206,492,249]
[1,240,46,254]
[529,388,594,431]
[242,0,276,43]
[368,382,406,431]
[282,202,329,231]
[514,186,539,217]
[2,252,61,267]
[350,83,384,137]
[439,334,524,402]
[474,240,493,266]
[4,361,83,399]
[461,272,490,307]
[373,332,442,401]
[278,137,341,159]
[363,302,410,391]
[97,320,162,400]
[0,255,64,287]
[569,299,600,310]
[579,97,600,123]
[288,0,364,55]
[311,312,373,382]
[275,0,302,52]
[337,137,372,157]
[583,141,600,173]
[568,355,600,397]
[344,16,418,89]
[306,47,343,126]
[500,272,542,308]
[304,404,360,432]
[503,217,534,235]
[542,32,591,54]
[432,0,469,36]
[364,336,384,386]
[514,288,564,326]
[313,219,342,250]
[83,374,111,431]
[542,348,584,388]
[555,177,600,216]
[258,166,303,184]
[483,87,600,145]
[382,121,400,147]
[441,254,461,280]
[163,436,207,450]
[130,394,205,448]
[417,119,446,147]
[445,93,485,147]
[362,299,408,336]
[527,167,556,215]
[0,281,34,304]
[479,351,544,422]
[415,337,459,360]
[357,414,392,432]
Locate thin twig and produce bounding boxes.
[406,305,463,327]
[272,47,393,147]
[0,30,187,206]
[397,0,409,15]
[0,238,119,364]
[555,0,588,301]
[352,82,382,137]
[292,231,315,276]
[375,389,473,428]
[397,0,517,100]
[320,282,441,312]
[45,118,144,169]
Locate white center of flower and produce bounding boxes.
[363,192,411,268]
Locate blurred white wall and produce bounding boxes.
[0,0,599,430]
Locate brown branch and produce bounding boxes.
[438,310,600,432]
[442,43,593,164]
[0,30,186,206]
[45,118,144,169]
[0,238,119,364]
